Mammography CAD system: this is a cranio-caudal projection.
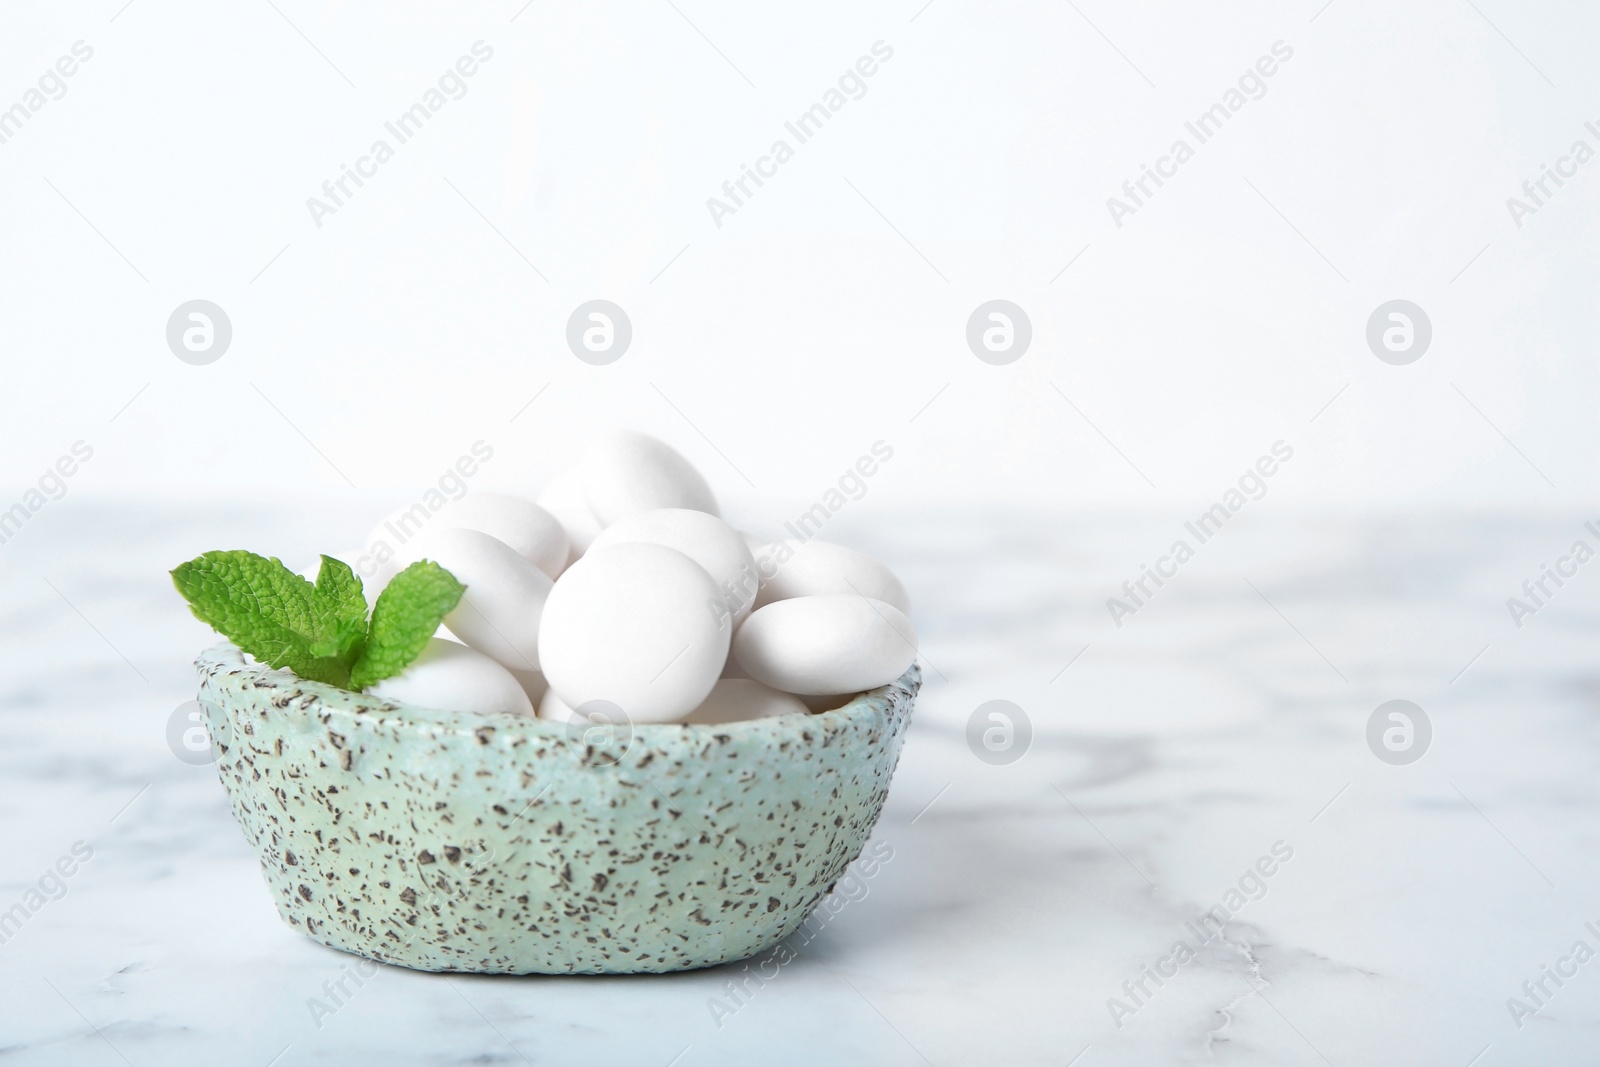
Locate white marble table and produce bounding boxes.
[1,501,1594,1065]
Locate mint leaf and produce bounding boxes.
[350,560,465,691]
[172,550,351,685]
[174,550,460,694]
[172,550,378,688]
[309,555,368,661]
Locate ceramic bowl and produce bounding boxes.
[193,644,917,974]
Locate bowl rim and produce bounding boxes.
[196,642,920,745]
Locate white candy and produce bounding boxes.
[539,543,729,722]
[533,687,634,725]
[683,679,808,725]
[401,527,552,673]
[798,692,860,712]
[542,675,806,726]
[536,687,577,723]
[443,492,569,578]
[368,638,533,716]
[508,666,549,706]
[590,508,758,625]
[754,540,911,614]
[348,433,917,727]
[734,595,917,696]
[579,431,718,525]
[537,470,606,559]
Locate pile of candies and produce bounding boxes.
[339,433,917,724]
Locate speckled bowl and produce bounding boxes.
[194,644,917,974]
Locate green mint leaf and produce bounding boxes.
[309,555,368,662]
[172,550,356,686]
[350,560,466,691]
[171,547,377,687]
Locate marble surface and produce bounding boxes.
[2,501,1598,1065]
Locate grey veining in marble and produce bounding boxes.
[1,500,1597,1065]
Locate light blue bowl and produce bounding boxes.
[195,644,918,974]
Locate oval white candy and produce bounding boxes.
[542,676,805,726]
[444,492,569,578]
[733,595,917,696]
[508,666,549,706]
[590,508,759,625]
[536,687,577,723]
[683,679,808,725]
[754,540,910,614]
[579,432,717,525]
[402,528,552,673]
[538,543,729,722]
[537,470,606,559]
[368,638,533,716]
[533,687,633,723]
[798,692,860,713]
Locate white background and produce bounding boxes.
[1,0,1596,519]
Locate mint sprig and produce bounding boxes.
[350,561,464,691]
[171,550,465,691]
